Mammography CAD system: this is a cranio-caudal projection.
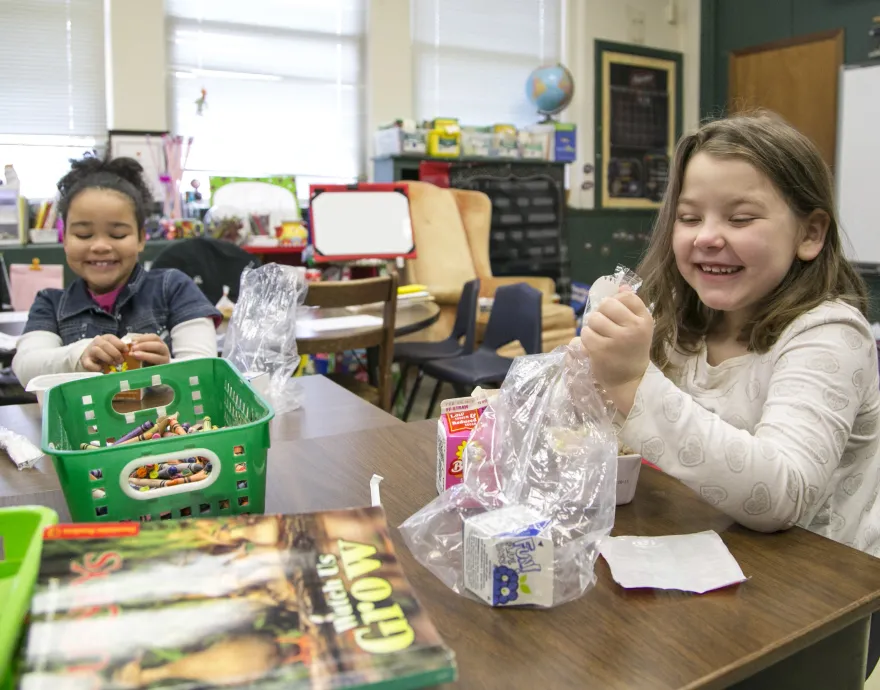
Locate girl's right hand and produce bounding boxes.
[80,334,127,372]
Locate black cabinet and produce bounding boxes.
[373,156,570,302]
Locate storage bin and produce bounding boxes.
[41,359,274,523]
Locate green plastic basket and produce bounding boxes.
[41,359,274,523]
[0,506,58,682]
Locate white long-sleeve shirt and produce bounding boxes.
[618,300,880,556]
[12,317,218,388]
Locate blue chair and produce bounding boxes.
[393,279,480,421]
[421,282,542,418]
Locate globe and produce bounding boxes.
[526,63,575,119]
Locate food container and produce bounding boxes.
[25,372,102,411]
[616,454,642,505]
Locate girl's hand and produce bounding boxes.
[129,334,171,366]
[80,334,127,372]
[581,287,653,411]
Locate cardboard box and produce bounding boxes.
[436,394,488,493]
[464,505,555,607]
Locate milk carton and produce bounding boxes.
[436,394,488,493]
[464,505,555,607]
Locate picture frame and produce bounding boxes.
[108,130,168,205]
[594,41,683,209]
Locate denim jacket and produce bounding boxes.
[23,264,220,349]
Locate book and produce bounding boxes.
[17,507,456,689]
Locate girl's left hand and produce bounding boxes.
[129,334,171,366]
[581,288,653,409]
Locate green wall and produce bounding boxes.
[700,0,880,322]
[700,0,879,117]
[566,209,655,286]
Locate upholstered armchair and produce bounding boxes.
[403,181,576,354]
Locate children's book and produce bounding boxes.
[17,507,456,689]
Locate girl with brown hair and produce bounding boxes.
[581,111,880,675]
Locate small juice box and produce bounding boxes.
[436,394,487,493]
[105,335,144,401]
[464,505,555,607]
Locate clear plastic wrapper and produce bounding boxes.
[400,266,643,608]
[221,263,308,414]
[1,426,44,470]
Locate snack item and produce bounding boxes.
[437,394,488,493]
[106,335,144,400]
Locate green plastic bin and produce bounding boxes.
[0,506,59,682]
[41,359,274,523]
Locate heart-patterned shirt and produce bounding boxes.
[619,300,880,557]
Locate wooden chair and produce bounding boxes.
[298,274,398,411]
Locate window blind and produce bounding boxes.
[167,0,366,196]
[411,0,563,127]
[0,0,107,137]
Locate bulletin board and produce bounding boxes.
[595,41,683,210]
[108,130,168,204]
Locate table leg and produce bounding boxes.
[727,616,870,690]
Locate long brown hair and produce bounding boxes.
[638,111,868,369]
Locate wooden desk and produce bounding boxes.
[296,301,441,341]
[5,414,879,687]
[0,375,400,507]
[261,421,880,690]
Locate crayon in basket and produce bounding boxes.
[116,420,154,444]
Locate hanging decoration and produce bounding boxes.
[195,88,208,116]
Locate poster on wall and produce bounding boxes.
[595,42,682,210]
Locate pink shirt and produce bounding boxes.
[89,285,123,313]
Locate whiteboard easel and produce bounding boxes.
[836,61,880,265]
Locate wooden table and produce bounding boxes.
[296,301,441,341]
[263,421,880,689]
[0,375,400,506]
[5,412,880,688]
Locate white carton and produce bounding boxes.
[464,505,555,607]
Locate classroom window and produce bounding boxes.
[166,0,366,201]
[411,0,563,127]
[0,0,107,198]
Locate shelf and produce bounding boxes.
[242,245,304,255]
[374,154,567,167]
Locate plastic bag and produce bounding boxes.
[0,426,43,470]
[400,266,643,608]
[222,263,308,414]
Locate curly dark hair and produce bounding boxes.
[57,152,154,232]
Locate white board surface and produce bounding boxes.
[310,190,414,260]
[837,62,880,265]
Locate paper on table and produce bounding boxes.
[0,332,19,351]
[0,311,29,324]
[299,314,383,333]
[599,530,747,594]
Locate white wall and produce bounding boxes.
[105,0,167,132]
[365,0,414,169]
[103,0,700,206]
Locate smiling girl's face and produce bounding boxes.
[63,187,146,295]
[671,152,826,331]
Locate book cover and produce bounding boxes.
[18,507,456,689]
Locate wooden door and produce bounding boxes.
[729,29,843,166]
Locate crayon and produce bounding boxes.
[168,420,186,436]
[117,420,154,444]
